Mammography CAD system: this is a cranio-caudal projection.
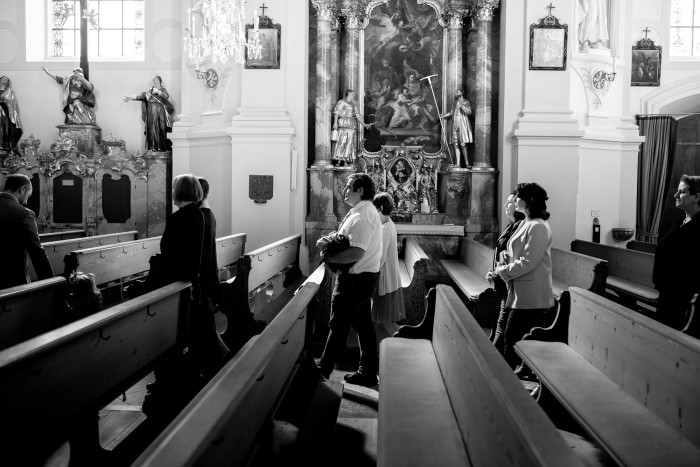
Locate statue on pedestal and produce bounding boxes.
[42,67,97,125]
[332,90,371,166]
[0,76,22,155]
[123,76,175,152]
[441,89,473,168]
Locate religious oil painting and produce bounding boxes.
[390,157,413,186]
[245,22,281,69]
[631,44,661,87]
[363,0,443,151]
[529,15,568,71]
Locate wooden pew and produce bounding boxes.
[0,281,192,464]
[378,284,586,467]
[397,237,428,325]
[571,239,658,310]
[30,230,139,281]
[219,234,304,353]
[214,232,247,281]
[39,229,85,242]
[525,248,609,343]
[133,264,344,467]
[66,236,162,289]
[516,288,700,467]
[439,237,500,329]
[0,277,67,350]
[626,239,657,254]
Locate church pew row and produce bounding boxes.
[0,281,192,465]
[410,240,605,341]
[39,229,85,242]
[133,264,344,467]
[397,237,429,325]
[0,277,67,350]
[219,234,305,353]
[30,230,139,281]
[515,288,700,467]
[378,285,586,467]
[571,239,658,311]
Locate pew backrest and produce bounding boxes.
[459,237,494,276]
[133,266,325,467]
[626,240,657,254]
[0,281,191,449]
[432,285,583,466]
[69,236,162,287]
[31,231,139,281]
[0,277,67,350]
[550,247,608,299]
[570,240,655,288]
[244,234,302,294]
[39,229,85,242]
[403,237,428,285]
[568,287,700,447]
[215,232,246,279]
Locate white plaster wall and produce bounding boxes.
[627,0,700,115]
[0,0,183,155]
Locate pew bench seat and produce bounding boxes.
[517,341,700,467]
[605,275,659,302]
[439,259,490,301]
[379,338,468,466]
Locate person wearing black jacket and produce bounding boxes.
[653,174,700,330]
[0,174,53,290]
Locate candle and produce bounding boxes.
[254,9,259,30]
[612,55,616,70]
[192,14,196,36]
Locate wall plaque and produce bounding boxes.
[249,175,273,203]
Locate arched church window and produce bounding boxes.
[48,0,145,59]
[670,0,700,57]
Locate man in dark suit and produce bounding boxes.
[0,174,53,289]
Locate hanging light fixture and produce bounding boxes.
[184,0,262,68]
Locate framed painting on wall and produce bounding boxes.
[529,14,568,70]
[631,37,661,87]
[244,15,281,69]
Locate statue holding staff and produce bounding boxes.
[441,89,473,168]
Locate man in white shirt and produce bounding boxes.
[318,173,383,387]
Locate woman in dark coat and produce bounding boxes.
[653,174,700,330]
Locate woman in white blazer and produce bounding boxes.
[490,182,553,369]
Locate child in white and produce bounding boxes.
[371,193,406,324]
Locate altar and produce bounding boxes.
[305,0,500,273]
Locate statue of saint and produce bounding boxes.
[123,76,176,152]
[42,67,96,125]
[0,76,22,154]
[332,90,371,166]
[578,0,609,50]
[441,89,473,168]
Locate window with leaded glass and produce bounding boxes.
[671,0,700,57]
[50,0,144,59]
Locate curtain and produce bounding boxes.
[635,115,678,243]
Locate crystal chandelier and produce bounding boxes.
[184,0,262,68]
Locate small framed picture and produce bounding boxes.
[529,15,568,71]
[631,38,661,87]
[244,16,281,69]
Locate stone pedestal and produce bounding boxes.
[439,167,471,222]
[56,124,103,156]
[143,150,171,237]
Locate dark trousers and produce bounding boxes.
[320,271,380,376]
[657,288,696,331]
[502,307,547,369]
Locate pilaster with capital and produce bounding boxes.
[341,8,365,99]
[472,0,498,171]
[444,9,466,105]
[312,0,340,167]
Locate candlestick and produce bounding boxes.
[188,8,191,34]
[254,9,259,30]
[612,55,616,70]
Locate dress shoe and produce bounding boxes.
[343,371,378,387]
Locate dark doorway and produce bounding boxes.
[53,172,83,224]
[27,173,40,217]
[102,174,131,223]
